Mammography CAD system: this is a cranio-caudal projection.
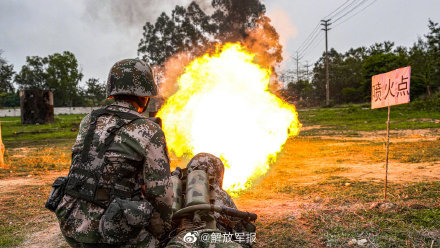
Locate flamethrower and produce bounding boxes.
[170,167,257,232]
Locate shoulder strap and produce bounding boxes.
[81,108,145,163]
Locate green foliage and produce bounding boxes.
[361,44,409,100]
[0,52,15,93]
[85,78,106,106]
[281,80,315,106]
[14,51,85,107]
[409,93,440,112]
[45,51,83,106]
[0,92,19,107]
[14,55,48,90]
[138,0,269,66]
[340,87,361,103]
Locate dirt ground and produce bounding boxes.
[1,127,439,247]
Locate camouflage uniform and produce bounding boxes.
[55,59,173,247]
[166,153,253,248]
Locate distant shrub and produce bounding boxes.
[409,93,440,112]
[345,104,362,113]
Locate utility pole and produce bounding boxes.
[304,61,311,81]
[321,19,331,106]
[291,52,300,82]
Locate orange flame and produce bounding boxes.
[158,43,301,193]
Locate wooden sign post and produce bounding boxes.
[0,121,4,167]
[371,66,411,200]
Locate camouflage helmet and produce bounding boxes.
[106,59,158,98]
[187,153,225,188]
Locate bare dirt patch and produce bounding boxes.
[0,170,67,194]
[337,161,440,183]
[18,222,67,248]
[304,127,440,142]
[0,170,68,247]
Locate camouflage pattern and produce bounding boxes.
[166,153,252,248]
[185,170,209,206]
[186,153,224,188]
[106,59,158,98]
[99,198,153,244]
[55,100,173,246]
[171,175,183,212]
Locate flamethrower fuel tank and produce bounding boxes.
[171,174,183,212]
[185,170,209,207]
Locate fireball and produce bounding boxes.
[157,43,301,193]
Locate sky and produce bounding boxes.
[0,0,439,87]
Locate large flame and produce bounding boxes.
[158,43,301,192]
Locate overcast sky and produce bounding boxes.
[0,0,439,87]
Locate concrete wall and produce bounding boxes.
[0,107,100,117]
[0,108,20,117]
[54,107,100,115]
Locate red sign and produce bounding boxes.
[371,66,411,109]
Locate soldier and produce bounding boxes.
[53,59,173,247]
[166,153,255,248]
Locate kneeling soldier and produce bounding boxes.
[48,59,173,247]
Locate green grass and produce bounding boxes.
[298,104,440,132]
[1,115,84,147]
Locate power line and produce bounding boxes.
[290,0,378,86]
[294,0,355,60]
[298,32,324,59]
[333,0,378,28]
[324,0,351,19]
[296,24,321,53]
[306,33,325,56]
[327,0,362,21]
[296,0,351,56]
[332,0,371,24]
[297,29,322,58]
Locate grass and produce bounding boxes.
[0,107,439,247]
[298,181,440,247]
[1,115,84,147]
[249,173,440,247]
[0,185,57,247]
[298,104,440,132]
[0,144,72,179]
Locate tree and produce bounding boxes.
[15,56,48,90]
[424,19,440,95]
[138,0,272,66]
[138,12,179,65]
[46,51,83,106]
[0,92,19,107]
[85,78,106,106]
[409,38,434,97]
[0,51,15,93]
[361,43,409,101]
[15,51,84,107]
[211,0,265,41]
[138,3,212,65]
